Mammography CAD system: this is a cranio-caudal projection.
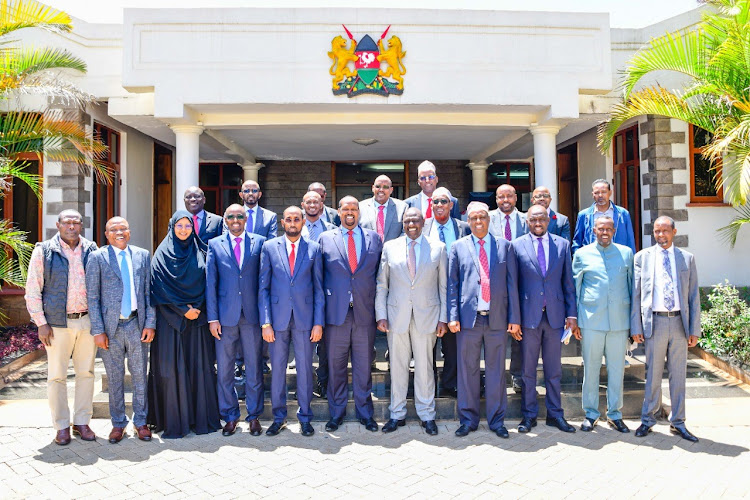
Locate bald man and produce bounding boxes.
[359,175,407,243]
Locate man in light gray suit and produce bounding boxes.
[359,174,406,243]
[376,208,448,435]
[85,217,156,444]
[632,216,701,442]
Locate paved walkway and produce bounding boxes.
[1,356,750,499]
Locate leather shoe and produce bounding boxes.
[607,418,630,433]
[382,418,406,433]
[439,387,458,398]
[248,418,262,436]
[635,424,652,437]
[580,417,599,432]
[422,420,438,436]
[72,424,96,441]
[359,417,378,432]
[546,416,576,433]
[262,361,271,374]
[222,419,240,436]
[300,422,315,437]
[455,423,476,437]
[54,428,71,446]
[670,425,699,442]
[511,376,523,394]
[325,417,344,432]
[495,426,509,439]
[135,425,152,441]
[266,421,287,436]
[517,417,537,433]
[108,427,126,444]
[314,381,327,399]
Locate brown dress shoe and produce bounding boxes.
[72,424,96,441]
[222,419,240,436]
[55,428,71,446]
[135,425,152,441]
[109,427,126,444]
[248,418,262,436]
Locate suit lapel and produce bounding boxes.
[355,229,367,273]
[383,199,396,237]
[469,236,481,275]
[546,233,557,274]
[548,210,557,233]
[276,238,292,278]
[107,246,122,282]
[674,247,688,306]
[131,248,141,294]
[200,212,208,239]
[222,234,240,270]
[489,237,497,275]
[414,237,430,282]
[334,227,349,272]
[241,234,255,270]
[524,234,544,277]
[451,218,460,238]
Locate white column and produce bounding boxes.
[530,124,560,211]
[170,124,204,204]
[467,161,490,192]
[242,162,264,182]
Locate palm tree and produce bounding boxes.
[597,0,750,246]
[0,0,108,291]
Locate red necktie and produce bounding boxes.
[425,198,432,218]
[347,230,357,273]
[376,205,385,241]
[478,239,491,302]
[289,242,295,276]
[193,214,199,233]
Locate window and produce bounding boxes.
[199,163,244,214]
[92,122,121,246]
[332,162,409,206]
[689,124,723,203]
[612,125,641,250]
[487,162,531,210]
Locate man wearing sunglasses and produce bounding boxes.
[405,160,460,219]
[240,180,278,239]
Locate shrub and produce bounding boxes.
[0,323,42,362]
[699,281,750,367]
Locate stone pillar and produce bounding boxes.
[242,162,264,182]
[467,161,489,192]
[170,124,204,203]
[530,124,560,211]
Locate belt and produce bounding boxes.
[477,310,489,316]
[119,310,138,322]
[66,311,88,320]
[654,311,680,317]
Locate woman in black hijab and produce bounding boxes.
[147,210,221,438]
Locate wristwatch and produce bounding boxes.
[261,323,272,329]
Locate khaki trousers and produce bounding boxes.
[46,315,96,430]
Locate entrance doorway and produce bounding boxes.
[557,144,579,223]
[153,143,173,249]
[612,124,642,250]
[332,161,409,206]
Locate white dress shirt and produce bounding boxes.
[593,202,615,221]
[652,244,681,311]
[117,247,136,318]
[417,191,430,214]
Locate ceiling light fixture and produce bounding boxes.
[352,138,379,146]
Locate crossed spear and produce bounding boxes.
[341,24,391,95]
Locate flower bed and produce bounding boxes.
[0,323,43,366]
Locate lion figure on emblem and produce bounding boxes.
[377,35,406,89]
[328,36,358,89]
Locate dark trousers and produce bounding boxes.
[520,311,563,419]
[269,314,314,423]
[509,337,522,378]
[325,309,375,420]
[315,338,328,385]
[456,314,508,430]
[216,314,263,422]
[438,332,457,390]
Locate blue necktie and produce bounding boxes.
[308,221,319,241]
[438,224,446,244]
[662,249,675,311]
[120,250,131,318]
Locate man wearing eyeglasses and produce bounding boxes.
[531,186,570,240]
[184,186,223,246]
[359,175,407,243]
[308,182,340,226]
[240,180,278,239]
[405,160,460,219]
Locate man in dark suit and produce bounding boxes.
[308,182,340,226]
[572,179,636,254]
[448,202,520,438]
[184,186,223,244]
[512,204,579,434]
[359,175,407,243]
[206,204,266,437]
[318,196,383,432]
[632,216,701,442]
[259,206,324,437]
[404,160,460,219]
[86,217,156,444]
[532,186,570,240]
[422,187,470,399]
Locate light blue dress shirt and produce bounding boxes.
[436,220,456,252]
[341,225,362,262]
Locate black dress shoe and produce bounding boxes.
[314,381,327,399]
[546,416,576,433]
[266,421,287,436]
[359,417,378,432]
[635,424,652,437]
[517,417,537,433]
[495,426,509,439]
[222,419,240,436]
[422,420,438,436]
[670,425,699,442]
[511,376,523,394]
[607,418,630,433]
[455,424,476,437]
[262,362,271,375]
[580,417,599,432]
[382,418,406,433]
[325,417,344,432]
[300,422,315,437]
[439,387,458,398]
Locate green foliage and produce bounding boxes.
[699,280,750,366]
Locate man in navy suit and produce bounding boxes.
[308,182,340,226]
[572,179,636,254]
[259,206,324,437]
[511,204,579,434]
[448,202,521,438]
[404,160,460,219]
[206,204,266,437]
[318,196,383,433]
[532,186,570,240]
[184,186,223,245]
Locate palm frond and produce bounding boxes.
[717,202,750,248]
[0,46,87,93]
[0,157,41,198]
[0,0,72,37]
[0,218,32,286]
[712,141,750,205]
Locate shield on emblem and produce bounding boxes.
[355,34,380,85]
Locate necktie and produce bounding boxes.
[537,237,546,278]
[663,249,675,311]
[478,240,490,302]
[193,214,199,234]
[504,214,512,241]
[438,224,446,244]
[120,250,131,318]
[308,222,319,242]
[234,237,242,266]
[247,209,254,233]
[289,242,296,277]
[408,240,417,280]
[425,198,432,218]
[347,230,357,273]
[376,205,385,241]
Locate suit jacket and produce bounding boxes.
[199,211,224,243]
[404,193,461,219]
[375,236,448,334]
[573,242,633,331]
[322,205,340,226]
[631,245,701,339]
[303,218,337,241]
[246,205,278,239]
[205,232,265,327]
[447,235,520,331]
[258,236,324,332]
[319,226,383,326]
[85,245,156,336]
[511,232,577,330]
[422,218,470,241]
[488,209,528,240]
[359,197,407,242]
[548,210,571,241]
[572,203,636,254]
